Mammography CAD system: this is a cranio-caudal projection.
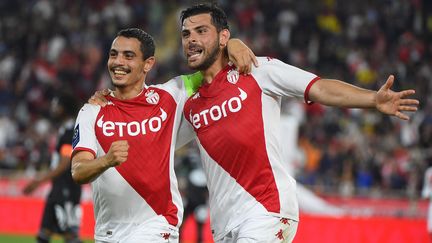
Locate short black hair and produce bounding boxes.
[180,3,229,32]
[117,28,155,60]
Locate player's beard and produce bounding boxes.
[111,76,143,90]
[190,39,220,71]
[112,81,127,88]
[110,73,133,88]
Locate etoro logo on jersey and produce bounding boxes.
[97,108,167,137]
[189,87,247,129]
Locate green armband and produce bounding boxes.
[181,71,203,97]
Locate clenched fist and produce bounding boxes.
[105,140,129,167]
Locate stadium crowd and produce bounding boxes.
[0,0,431,201]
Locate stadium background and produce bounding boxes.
[0,0,431,242]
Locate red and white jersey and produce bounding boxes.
[183,57,319,240]
[73,77,191,242]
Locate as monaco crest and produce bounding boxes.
[227,69,239,84]
[145,89,160,104]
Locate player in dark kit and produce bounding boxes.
[23,92,83,243]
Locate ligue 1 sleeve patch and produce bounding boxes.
[72,124,80,149]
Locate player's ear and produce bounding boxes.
[219,29,230,47]
[143,56,155,73]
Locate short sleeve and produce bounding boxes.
[251,57,319,102]
[72,104,101,157]
[175,115,196,149]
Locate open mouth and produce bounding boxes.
[187,45,203,60]
[111,67,130,77]
[113,70,128,75]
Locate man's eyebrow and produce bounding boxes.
[194,25,209,30]
[182,24,209,31]
[123,50,136,56]
[109,49,136,56]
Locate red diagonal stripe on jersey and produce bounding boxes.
[95,90,179,226]
[187,75,281,213]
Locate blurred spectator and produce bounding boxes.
[22,92,83,243]
[0,0,430,201]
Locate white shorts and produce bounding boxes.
[216,215,298,243]
[95,217,179,243]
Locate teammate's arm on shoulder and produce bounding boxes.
[227,38,258,74]
[88,89,110,107]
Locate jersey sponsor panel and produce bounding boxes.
[96,107,167,137]
[189,87,247,129]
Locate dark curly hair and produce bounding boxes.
[180,3,229,32]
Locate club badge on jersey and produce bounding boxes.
[145,89,160,104]
[227,69,239,84]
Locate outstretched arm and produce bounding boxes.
[308,75,419,120]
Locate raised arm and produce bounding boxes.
[308,75,419,120]
[227,38,258,74]
[71,140,129,184]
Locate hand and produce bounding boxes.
[227,38,258,74]
[105,140,129,167]
[88,89,111,107]
[22,180,41,195]
[375,75,419,120]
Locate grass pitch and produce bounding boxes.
[0,234,93,243]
